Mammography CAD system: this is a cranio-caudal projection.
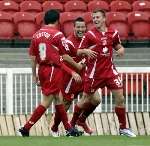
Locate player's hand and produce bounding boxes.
[71,72,82,83]
[32,75,40,86]
[116,50,124,57]
[83,49,98,58]
[115,46,124,57]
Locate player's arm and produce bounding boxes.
[77,49,97,58]
[77,33,97,58]
[113,30,125,57]
[56,36,84,71]
[115,44,125,57]
[62,54,83,71]
[28,40,40,86]
[29,55,39,85]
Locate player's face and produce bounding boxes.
[74,21,86,38]
[92,12,106,29]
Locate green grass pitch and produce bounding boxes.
[0,136,149,146]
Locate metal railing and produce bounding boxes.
[0,67,150,114]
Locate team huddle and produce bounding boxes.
[19,9,136,137]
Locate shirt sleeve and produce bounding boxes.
[52,32,70,55]
[65,39,77,57]
[113,30,121,48]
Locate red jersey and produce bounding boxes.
[66,33,83,67]
[61,33,84,95]
[28,25,74,95]
[79,27,121,79]
[29,25,69,66]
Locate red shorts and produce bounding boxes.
[38,65,62,96]
[84,75,123,94]
[61,75,83,102]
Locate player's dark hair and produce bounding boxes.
[44,9,60,25]
[93,9,106,18]
[74,17,85,26]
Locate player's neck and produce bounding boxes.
[98,25,107,32]
[47,24,57,27]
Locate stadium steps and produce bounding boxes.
[0,47,150,67]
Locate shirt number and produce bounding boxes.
[61,37,69,51]
[39,43,46,61]
[114,76,122,87]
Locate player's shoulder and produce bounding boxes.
[53,31,63,38]
[42,26,64,37]
[86,27,97,38]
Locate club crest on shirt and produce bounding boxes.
[102,47,108,54]
[101,46,110,57]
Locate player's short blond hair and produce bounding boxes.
[92,9,106,18]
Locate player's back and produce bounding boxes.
[30,25,63,66]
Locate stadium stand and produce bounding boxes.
[60,12,78,36]
[110,0,132,14]
[35,12,44,28]
[13,0,23,3]
[0,0,149,61]
[87,0,110,12]
[13,0,46,3]
[64,0,87,14]
[0,1,150,137]
[111,0,138,4]
[0,0,19,14]
[132,0,150,14]
[106,12,129,40]
[20,0,42,16]
[128,11,150,40]
[0,11,15,39]
[82,12,94,30]
[13,12,38,39]
[42,1,64,12]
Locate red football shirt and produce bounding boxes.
[79,27,121,79]
[29,25,69,66]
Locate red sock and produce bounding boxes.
[78,102,97,123]
[24,104,46,130]
[115,106,126,129]
[51,111,61,132]
[70,104,82,127]
[55,104,71,130]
